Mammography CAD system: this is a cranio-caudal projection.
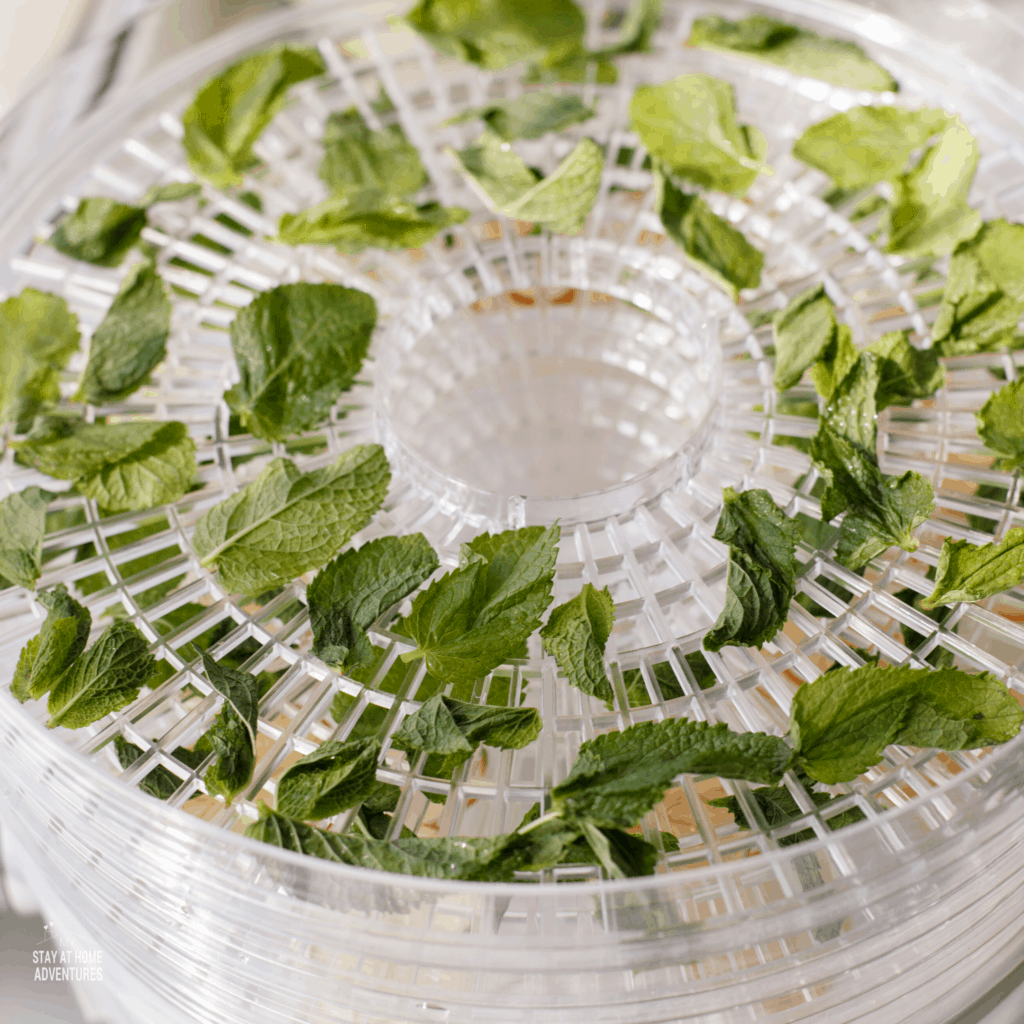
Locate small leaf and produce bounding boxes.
[192,444,390,596]
[867,331,944,409]
[182,44,326,188]
[308,533,439,670]
[977,378,1024,472]
[790,663,1024,784]
[75,261,171,405]
[922,529,1024,608]
[47,620,155,729]
[450,91,594,141]
[275,737,381,820]
[0,487,52,589]
[0,288,80,426]
[540,583,615,705]
[114,736,205,800]
[772,284,837,392]
[141,182,202,206]
[15,419,197,514]
[197,647,260,749]
[197,704,256,802]
[629,74,769,196]
[224,282,377,441]
[12,584,91,702]
[48,197,148,267]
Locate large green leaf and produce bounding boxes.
[922,529,1024,608]
[540,583,615,705]
[275,737,381,820]
[11,584,91,702]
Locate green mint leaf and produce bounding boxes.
[810,423,934,569]
[393,693,541,767]
[308,533,439,670]
[74,261,171,405]
[933,220,1024,357]
[552,718,792,827]
[977,379,1024,472]
[884,118,981,259]
[224,282,376,441]
[0,487,52,590]
[689,15,897,92]
[452,131,603,234]
[47,620,154,729]
[48,197,148,267]
[922,528,1024,608]
[630,74,768,196]
[197,647,260,749]
[605,0,662,55]
[406,0,586,72]
[820,351,881,451]
[704,487,800,653]
[807,325,857,404]
[790,663,1024,784]
[113,736,204,800]
[772,284,837,392]
[319,108,427,201]
[12,584,91,702]
[182,44,326,188]
[275,737,381,820]
[192,444,390,595]
[577,819,659,879]
[655,172,763,297]
[867,330,945,409]
[197,705,255,801]
[15,419,197,514]
[141,182,203,206]
[449,91,595,141]
[539,583,615,706]
[398,524,558,685]
[0,289,80,426]
[277,197,469,253]
[793,106,950,191]
[524,52,619,86]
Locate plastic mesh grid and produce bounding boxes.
[0,0,1023,928]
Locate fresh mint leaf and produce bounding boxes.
[277,198,469,253]
[113,736,204,801]
[11,584,91,702]
[539,583,615,706]
[275,736,380,820]
[182,44,326,188]
[977,379,1024,471]
[0,487,52,590]
[308,533,439,671]
[451,131,603,234]
[868,331,945,409]
[577,820,658,879]
[820,351,881,451]
[449,91,594,141]
[224,282,376,441]
[397,524,558,686]
[406,0,586,72]
[0,289,80,426]
[703,487,800,653]
[772,284,838,392]
[192,444,390,595]
[655,171,763,297]
[922,528,1024,608]
[47,620,154,729]
[551,717,792,827]
[630,74,768,197]
[197,647,260,748]
[689,14,897,92]
[15,419,197,514]
[48,198,148,267]
[807,325,857,403]
[606,0,662,54]
[884,118,980,259]
[793,106,950,192]
[810,423,934,570]
[74,261,171,404]
[142,182,202,205]
[932,220,1024,356]
[790,662,1024,784]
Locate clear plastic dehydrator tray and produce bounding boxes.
[3,0,1024,1021]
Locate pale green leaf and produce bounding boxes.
[773,284,837,392]
[922,528,1024,608]
[141,182,203,206]
[449,91,594,141]
[0,487,52,590]
[540,583,615,705]
[977,379,1024,472]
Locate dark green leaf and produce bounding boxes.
[0,487,52,589]
[12,584,91,702]
[922,528,1024,608]
[630,73,768,196]
[308,533,439,670]
[182,44,326,188]
[197,702,256,801]
[197,647,260,749]
[15,419,197,514]
[75,261,171,404]
[449,91,595,141]
[0,288,80,426]
[807,324,857,403]
[539,583,615,705]
[977,379,1024,472]
[820,351,881,451]
[704,487,800,652]
[113,735,205,800]
[790,662,1024,784]
[772,284,837,392]
[193,444,390,595]
[689,15,897,92]
[867,331,944,409]
[655,172,763,297]
[276,737,381,820]
[47,620,154,729]
[48,197,148,267]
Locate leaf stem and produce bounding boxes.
[516,809,562,834]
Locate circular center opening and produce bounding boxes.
[376,254,722,524]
